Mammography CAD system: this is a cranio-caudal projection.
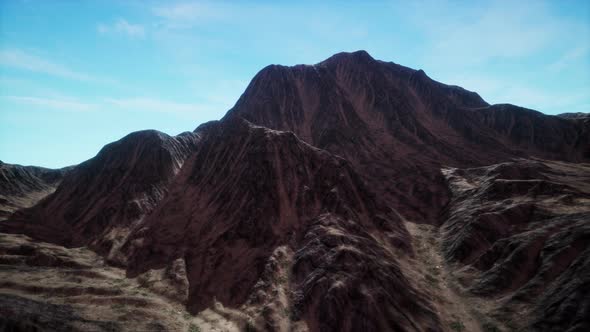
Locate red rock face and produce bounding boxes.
[1,51,589,331]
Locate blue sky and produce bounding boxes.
[1,0,589,168]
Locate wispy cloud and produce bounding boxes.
[0,48,97,81]
[3,96,98,112]
[152,2,229,28]
[445,74,590,114]
[2,93,220,116]
[395,0,589,114]
[496,85,590,113]
[393,0,583,71]
[104,97,214,114]
[97,19,145,38]
[549,45,590,72]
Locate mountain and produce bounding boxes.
[0,161,71,220]
[1,51,589,332]
[3,130,200,259]
[225,51,589,224]
[122,118,441,331]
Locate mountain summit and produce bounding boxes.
[225,50,588,223]
[1,51,589,332]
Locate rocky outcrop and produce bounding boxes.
[442,159,590,331]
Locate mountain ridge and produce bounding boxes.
[0,161,72,220]
[224,50,589,224]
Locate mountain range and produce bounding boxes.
[1,51,589,332]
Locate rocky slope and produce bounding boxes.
[441,159,590,331]
[121,118,439,331]
[0,161,71,220]
[1,51,589,332]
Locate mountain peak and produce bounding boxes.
[319,50,375,66]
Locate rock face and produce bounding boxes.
[1,51,589,332]
[0,161,71,220]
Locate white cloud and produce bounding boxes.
[3,96,98,112]
[0,48,96,81]
[97,19,145,38]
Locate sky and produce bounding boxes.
[1,0,589,168]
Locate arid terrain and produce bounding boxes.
[1,51,589,332]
